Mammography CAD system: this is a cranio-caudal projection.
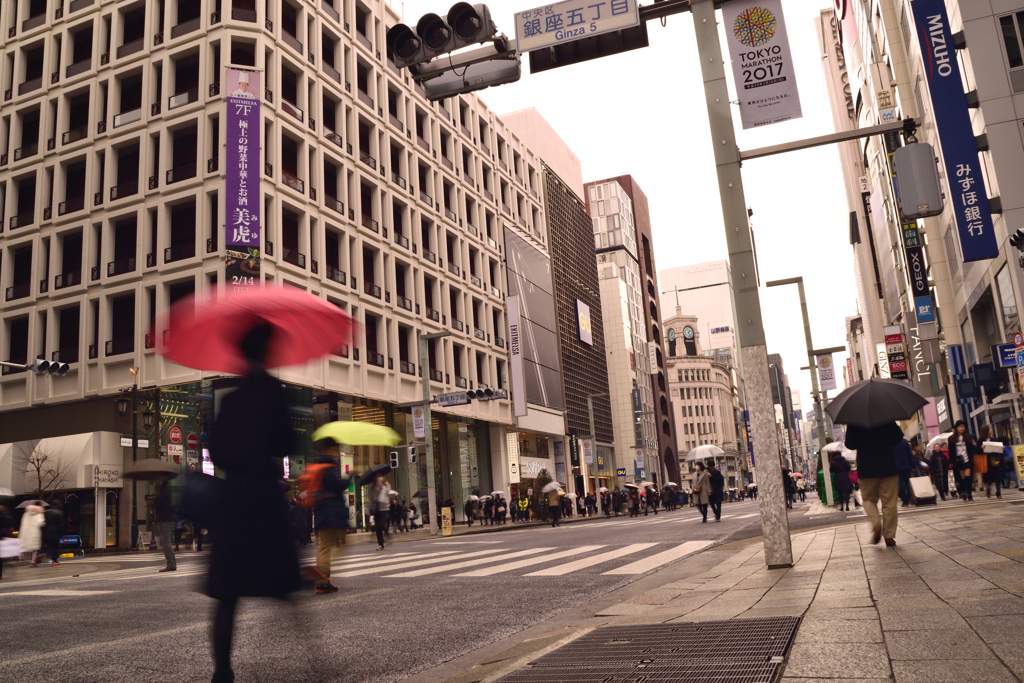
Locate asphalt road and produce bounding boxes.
[0,497,882,683]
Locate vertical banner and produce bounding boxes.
[724,0,802,129]
[581,438,593,465]
[884,325,909,380]
[911,0,998,263]
[412,406,425,439]
[506,296,528,417]
[817,354,837,391]
[846,356,855,386]
[225,68,262,291]
[877,343,891,378]
[506,432,520,484]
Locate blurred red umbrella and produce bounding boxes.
[159,285,357,374]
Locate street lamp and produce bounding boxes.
[115,367,153,549]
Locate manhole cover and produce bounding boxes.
[497,617,799,683]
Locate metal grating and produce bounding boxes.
[497,617,799,683]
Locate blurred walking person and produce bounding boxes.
[41,500,64,566]
[831,452,854,511]
[708,464,724,521]
[19,504,43,567]
[984,441,1005,499]
[691,463,711,523]
[464,498,475,526]
[304,438,350,594]
[948,420,977,502]
[368,472,391,550]
[546,486,561,527]
[894,436,915,507]
[929,443,950,501]
[206,323,301,683]
[155,479,177,572]
[0,503,13,579]
[845,421,904,547]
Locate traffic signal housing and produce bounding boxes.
[30,358,69,376]
[1010,228,1024,252]
[389,451,399,469]
[387,3,496,70]
[466,387,507,401]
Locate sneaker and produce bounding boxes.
[50,561,60,567]
[884,538,897,547]
[998,495,1003,499]
[871,527,882,545]
[315,583,339,594]
[376,545,385,551]
[158,567,176,572]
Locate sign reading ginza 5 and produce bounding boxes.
[724,0,802,129]
[514,0,640,53]
[911,0,998,263]
[225,68,262,291]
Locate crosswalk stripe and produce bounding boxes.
[602,540,713,575]
[386,547,552,578]
[327,550,455,571]
[455,546,606,577]
[330,552,416,566]
[736,513,758,519]
[336,548,506,577]
[524,543,658,576]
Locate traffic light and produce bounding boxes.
[389,451,399,469]
[30,358,69,376]
[466,387,507,401]
[408,447,417,465]
[1010,228,1024,252]
[387,3,496,69]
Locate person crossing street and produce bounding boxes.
[303,438,350,594]
[708,463,725,521]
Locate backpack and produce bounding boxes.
[990,453,1003,470]
[296,463,332,507]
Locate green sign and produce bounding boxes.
[902,223,920,248]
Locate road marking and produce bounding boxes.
[323,552,416,565]
[328,550,454,571]
[454,546,606,577]
[336,548,506,577]
[525,544,659,576]
[602,541,713,575]
[736,513,758,519]
[0,589,119,596]
[387,547,551,578]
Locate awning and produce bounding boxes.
[2,432,124,493]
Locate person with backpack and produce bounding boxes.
[299,438,350,594]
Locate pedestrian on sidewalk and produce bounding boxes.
[546,487,561,527]
[985,440,1005,499]
[155,479,176,573]
[464,498,475,526]
[1004,443,1017,490]
[0,503,13,580]
[975,425,992,494]
[306,438,350,594]
[929,443,950,501]
[627,489,639,517]
[949,420,977,502]
[691,463,711,523]
[844,420,904,546]
[611,490,621,516]
[173,510,186,551]
[518,494,529,522]
[708,464,724,521]
[205,322,301,683]
[483,497,493,526]
[796,477,807,502]
[831,452,853,511]
[41,499,64,566]
[368,473,391,550]
[19,504,43,567]
[781,466,795,509]
[894,435,915,508]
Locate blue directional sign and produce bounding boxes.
[992,344,1016,369]
[1016,351,1024,369]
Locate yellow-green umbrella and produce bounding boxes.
[311,421,402,446]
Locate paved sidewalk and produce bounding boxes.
[432,500,1024,683]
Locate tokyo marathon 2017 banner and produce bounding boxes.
[724,0,803,129]
[225,68,261,291]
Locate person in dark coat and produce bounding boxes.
[310,440,350,594]
[781,467,796,509]
[893,437,915,507]
[464,499,475,526]
[929,444,950,501]
[0,503,13,579]
[831,453,854,511]
[206,322,300,683]
[948,420,977,502]
[984,442,1005,499]
[708,464,725,521]
[155,479,176,572]
[41,499,65,566]
[845,421,904,547]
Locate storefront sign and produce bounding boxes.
[119,437,149,448]
[90,466,122,488]
[724,0,803,129]
[506,296,528,417]
[581,438,593,465]
[877,342,891,378]
[817,353,837,391]
[568,433,580,469]
[519,456,554,478]
[993,344,1017,369]
[884,326,908,380]
[225,68,263,290]
[441,507,452,536]
[202,448,214,476]
[507,432,520,484]
[576,299,593,346]
[616,467,627,476]
[647,341,658,371]
[1014,445,1024,487]
[911,0,998,263]
[412,406,425,439]
[846,356,855,385]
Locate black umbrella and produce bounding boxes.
[357,463,392,486]
[825,377,928,428]
[412,489,429,498]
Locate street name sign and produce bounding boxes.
[120,437,150,448]
[436,391,470,407]
[514,0,640,54]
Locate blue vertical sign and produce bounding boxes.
[911,0,997,263]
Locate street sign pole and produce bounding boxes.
[692,0,791,567]
[587,396,603,516]
[419,337,438,537]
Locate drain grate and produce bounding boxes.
[496,617,799,683]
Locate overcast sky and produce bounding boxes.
[399,0,857,414]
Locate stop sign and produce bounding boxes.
[187,433,199,450]
[168,425,183,444]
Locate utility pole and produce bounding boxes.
[418,331,450,537]
[587,394,607,516]
[691,0,791,567]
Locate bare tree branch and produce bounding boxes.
[16,440,74,501]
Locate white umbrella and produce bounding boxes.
[565,492,578,499]
[624,483,639,489]
[640,481,656,488]
[541,481,562,494]
[686,445,724,461]
[467,495,479,502]
[823,441,857,461]
[490,490,506,497]
[927,432,952,453]
[663,482,679,488]
[746,483,756,488]
[388,490,399,496]
[478,495,492,501]
[598,487,609,493]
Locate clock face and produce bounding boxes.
[683,326,694,339]
[667,329,676,342]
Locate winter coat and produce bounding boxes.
[831,454,853,492]
[893,439,915,471]
[206,369,300,601]
[690,471,710,505]
[709,470,725,502]
[311,456,350,530]
[984,448,1005,484]
[0,507,13,538]
[930,450,950,494]
[42,506,64,541]
[366,481,391,514]
[948,432,977,475]
[18,506,45,552]
[845,422,903,480]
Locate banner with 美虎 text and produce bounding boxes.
[724,0,802,129]
[225,68,262,291]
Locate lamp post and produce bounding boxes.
[115,367,153,549]
[419,330,450,537]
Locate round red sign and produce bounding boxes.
[186,433,199,450]
[1015,332,1024,348]
[168,425,183,444]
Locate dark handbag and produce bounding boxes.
[692,484,702,493]
[180,473,224,530]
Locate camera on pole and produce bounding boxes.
[30,358,69,376]
[387,3,496,68]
